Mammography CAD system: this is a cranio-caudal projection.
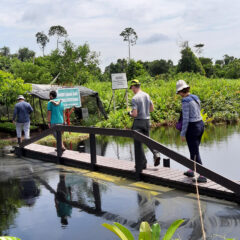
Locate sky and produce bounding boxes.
[1,0,240,69]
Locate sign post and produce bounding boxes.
[111,73,128,112]
[57,88,81,125]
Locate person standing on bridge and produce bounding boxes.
[176,80,206,183]
[13,95,33,144]
[129,79,160,169]
[47,90,66,151]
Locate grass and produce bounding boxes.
[37,132,89,146]
[0,122,38,133]
[0,139,16,148]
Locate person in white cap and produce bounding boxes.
[176,80,206,183]
[13,95,33,144]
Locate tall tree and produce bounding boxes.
[0,46,10,57]
[177,46,205,75]
[120,27,138,61]
[35,32,49,56]
[48,25,68,50]
[17,47,35,62]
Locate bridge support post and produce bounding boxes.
[134,139,143,180]
[163,158,170,168]
[90,134,96,170]
[56,130,63,164]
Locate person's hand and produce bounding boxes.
[181,136,186,141]
[48,123,51,128]
[12,120,16,125]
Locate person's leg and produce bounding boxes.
[16,122,23,144]
[23,121,30,139]
[186,124,202,165]
[143,120,160,166]
[132,120,147,168]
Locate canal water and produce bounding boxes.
[72,124,240,180]
[0,154,240,240]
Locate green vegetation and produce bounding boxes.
[0,139,15,148]
[0,122,37,133]
[37,132,89,146]
[86,72,240,128]
[0,237,21,240]
[102,220,184,240]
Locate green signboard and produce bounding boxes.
[57,88,81,109]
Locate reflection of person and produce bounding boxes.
[47,90,66,151]
[176,80,206,183]
[55,174,72,226]
[20,178,40,206]
[129,79,160,169]
[13,95,33,144]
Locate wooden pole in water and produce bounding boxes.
[113,90,116,112]
[39,98,46,125]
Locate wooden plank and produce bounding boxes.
[20,144,240,203]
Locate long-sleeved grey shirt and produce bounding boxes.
[180,94,202,137]
[13,101,33,123]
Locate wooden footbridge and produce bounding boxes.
[15,125,240,203]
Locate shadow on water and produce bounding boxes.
[0,155,240,239]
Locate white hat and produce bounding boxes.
[17,95,25,100]
[176,80,189,93]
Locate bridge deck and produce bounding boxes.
[21,143,239,203]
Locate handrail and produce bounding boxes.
[18,125,240,195]
[55,125,133,138]
[133,131,240,195]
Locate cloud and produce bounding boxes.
[141,33,170,44]
[0,0,240,68]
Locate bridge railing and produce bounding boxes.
[18,125,240,195]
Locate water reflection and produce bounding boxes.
[1,156,240,239]
[0,165,40,235]
[55,174,72,226]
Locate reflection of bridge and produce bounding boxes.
[36,173,240,239]
[16,125,240,203]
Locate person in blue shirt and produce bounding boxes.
[176,80,206,183]
[13,95,33,144]
[47,90,66,151]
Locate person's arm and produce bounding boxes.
[28,103,33,114]
[50,99,62,106]
[63,110,66,124]
[47,102,52,128]
[150,100,154,112]
[47,111,51,128]
[13,105,17,123]
[130,98,138,117]
[180,101,190,139]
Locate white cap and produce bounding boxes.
[176,80,189,93]
[17,95,25,100]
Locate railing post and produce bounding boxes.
[134,139,143,180]
[56,130,63,163]
[90,134,96,170]
[163,158,170,168]
[15,146,23,158]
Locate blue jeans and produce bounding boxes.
[186,120,204,165]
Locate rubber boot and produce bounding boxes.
[17,138,21,145]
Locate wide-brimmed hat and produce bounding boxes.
[129,79,141,89]
[176,80,189,93]
[17,95,25,100]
